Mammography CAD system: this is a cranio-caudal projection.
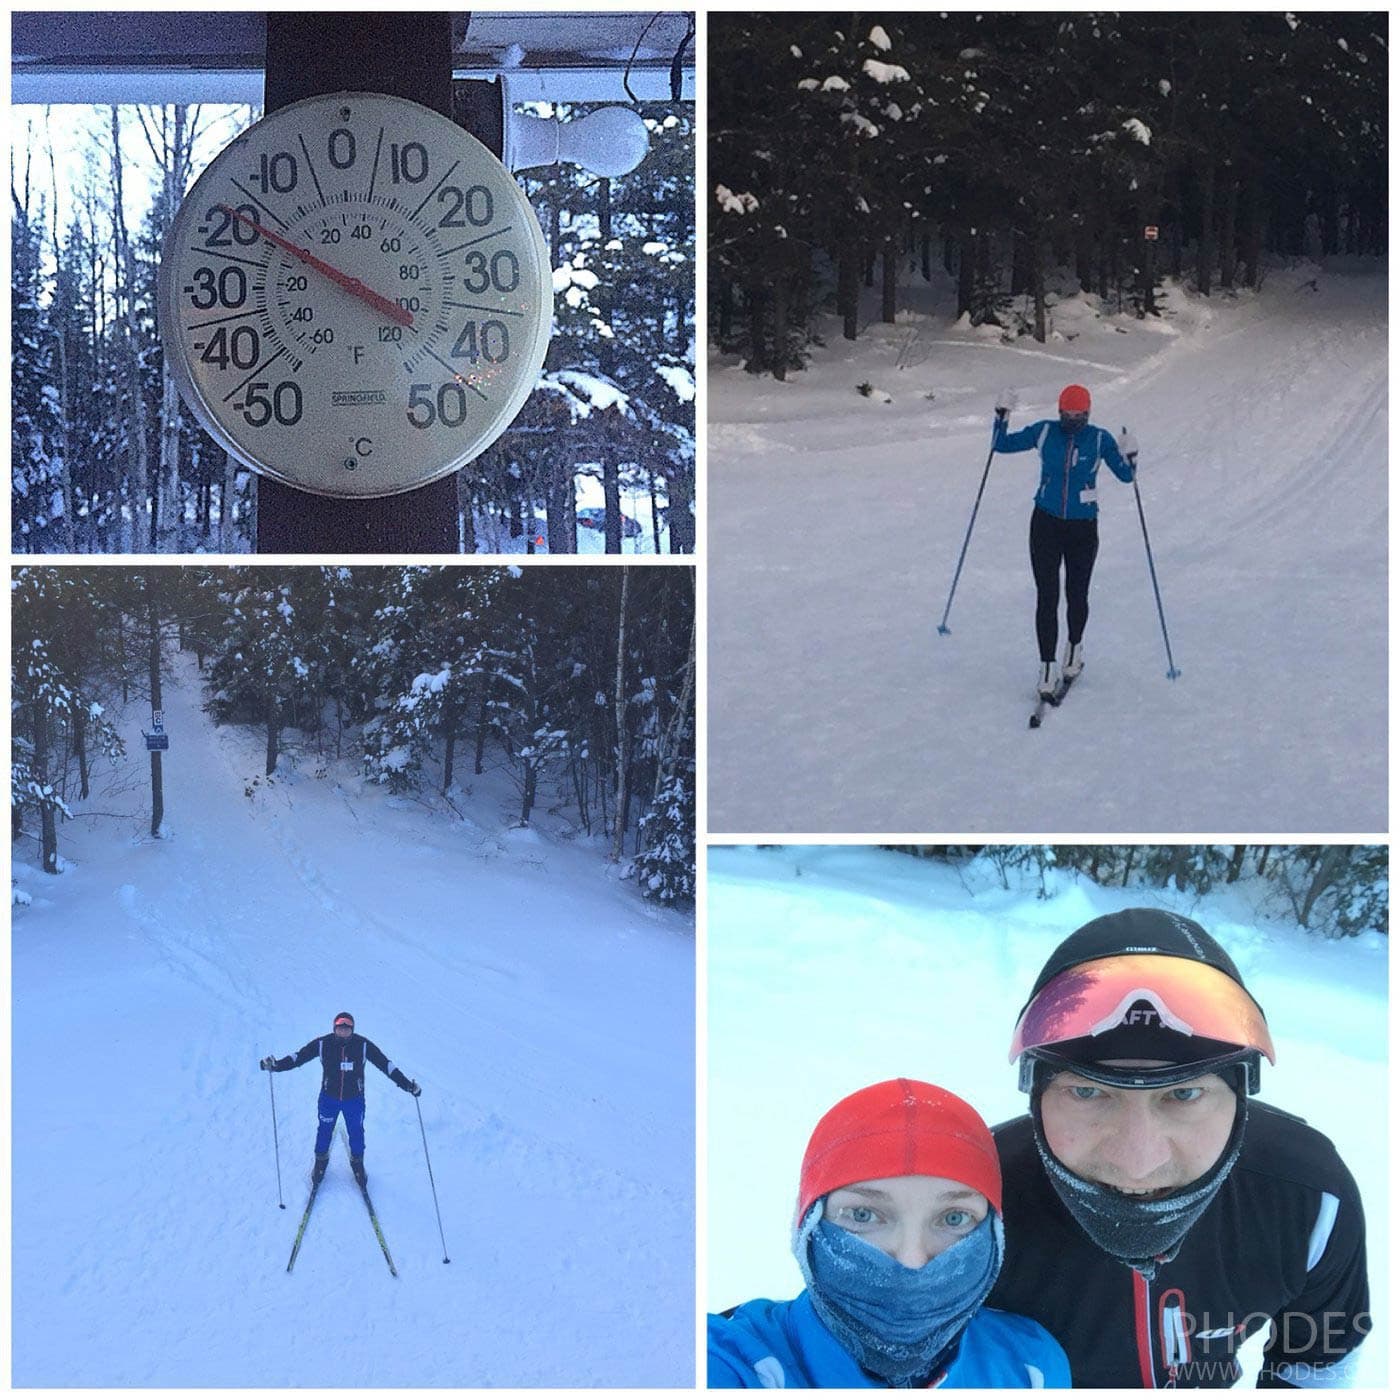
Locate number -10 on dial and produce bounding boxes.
[158,91,554,499]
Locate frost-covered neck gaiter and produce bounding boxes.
[1031,1090,1247,1280]
[793,1206,1003,1387]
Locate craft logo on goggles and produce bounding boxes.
[1091,990,1193,1036]
[1009,955,1275,1063]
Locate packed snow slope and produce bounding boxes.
[707,845,1388,1387]
[708,260,1386,832]
[12,650,694,1387]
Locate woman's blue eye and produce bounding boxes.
[942,1210,972,1228]
[845,1205,875,1224]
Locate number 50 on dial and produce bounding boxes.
[158,91,554,499]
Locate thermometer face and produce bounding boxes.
[157,91,554,498]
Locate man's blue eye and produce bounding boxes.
[1070,1085,1100,1101]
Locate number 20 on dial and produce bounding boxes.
[157,91,554,498]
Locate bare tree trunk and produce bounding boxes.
[650,612,696,803]
[1219,169,1238,291]
[111,108,152,551]
[1195,147,1216,296]
[1031,235,1047,343]
[473,690,489,774]
[839,238,860,340]
[265,694,279,776]
[31,704,61,874]
[218,450,239,550]
[771,275,789,382]
[147,579,165,837]
[44,116,78,551]
[610,570,629,862]
[442,723,456,794]
[1300,847,1347,929]
[152,106,192,552]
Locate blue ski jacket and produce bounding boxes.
[992,417,1134,521]
[708,1291,1071,1388]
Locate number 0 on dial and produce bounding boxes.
[157,91,554,498]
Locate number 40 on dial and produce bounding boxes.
[158,91,554,499]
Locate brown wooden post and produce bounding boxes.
[257,13,503,553]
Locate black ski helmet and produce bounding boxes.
[1009,909,1275,1094]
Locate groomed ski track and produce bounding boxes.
[709,265,1385,832]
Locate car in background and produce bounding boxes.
[577,509,643,539]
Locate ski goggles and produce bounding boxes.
[1010,955,1275,1091]
[333,1017,355,1031]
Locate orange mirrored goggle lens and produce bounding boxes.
[1008,955,1275,1063]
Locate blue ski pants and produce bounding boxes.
[315,1092,366,1156]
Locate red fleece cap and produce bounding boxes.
[797,1078,1003,1221]
[1059,384,1091,413]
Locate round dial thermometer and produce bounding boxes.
[158,91,553,498]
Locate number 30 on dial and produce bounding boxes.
[158,91,554,498]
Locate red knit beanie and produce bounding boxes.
[796,1078,1003,1222]
[1058,384,1091,414]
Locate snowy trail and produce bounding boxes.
[709,267,1386,832]
[13,652,694,1386]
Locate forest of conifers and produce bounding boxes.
[12,566,696,905]
[710,13,1386,375]
[13,100,695,553]
[880,845,1387,941]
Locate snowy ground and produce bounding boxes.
[707,259,1386,832]
[706,845,1389,1388]
[12,649,694,1387]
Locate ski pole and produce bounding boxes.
[1131,467,1181,680]
[415,1094,451,1263]
[268,1065,285,1209]
[937,422,1000,634]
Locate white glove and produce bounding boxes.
[1118,428,1140,463]
[994,387,1017,418]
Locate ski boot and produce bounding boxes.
[350,1155,367,1188]
[1037,660,1060,700]
[311,1152,329,1185]
[1062,640,1085,680]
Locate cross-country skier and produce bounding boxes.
[993,385,1138,699]
[260,1011,420,1187]
[708,1078,1071,1387]
[987,909,1369,1387]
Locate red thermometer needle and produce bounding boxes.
[217,203,414,329]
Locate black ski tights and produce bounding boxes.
[1029,507,1099,663]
